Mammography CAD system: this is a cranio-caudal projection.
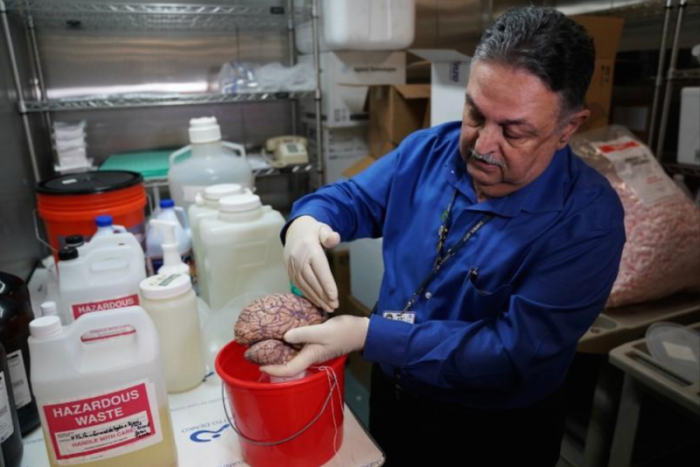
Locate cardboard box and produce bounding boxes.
[611,85,655,142]
[349,237,384,311]
[573,16,625,132]
[343,156,377,179]
[327,248,351,315]
[299,51,407,128]
[409,49,472,127]
[348,350,372,390]
[367,84,431,158]
[306,125,369,184]
[344,294,374,390]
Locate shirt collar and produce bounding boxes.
[444,146,571,218]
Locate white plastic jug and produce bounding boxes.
[295,0,416,54]
[146,199,192,276]
[188,184,245,304]
[198,193,288,368]
[28,308,177,467]
[199,193,288,312]
[92,214,127,238]
[58,232,146,324]
[168,117,254,211]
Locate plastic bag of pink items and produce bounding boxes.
[571,125,700,308]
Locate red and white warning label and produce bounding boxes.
[71,294,140,320]
[42,381,162,464]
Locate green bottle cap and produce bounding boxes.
[290,282,304,297]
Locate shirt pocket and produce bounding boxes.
[461,267,514,320]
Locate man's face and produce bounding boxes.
[459,60,581,200]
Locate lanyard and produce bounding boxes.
[402,189,494,312]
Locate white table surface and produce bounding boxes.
[22,374,385,467]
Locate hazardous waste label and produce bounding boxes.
[71,294,140,319]
[42,381,162,463]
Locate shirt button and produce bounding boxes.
[425,292,432,299]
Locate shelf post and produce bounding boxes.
[311,0,323,184]
[656,0,687,160]
[648,0,675,150]
[1,0,41,182]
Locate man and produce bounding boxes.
[263,6,625,466]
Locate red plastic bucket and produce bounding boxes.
[215,341,346,467]
[36,171,147,258]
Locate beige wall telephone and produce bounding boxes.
[263,136,309,167]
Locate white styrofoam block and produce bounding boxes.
[299,51,406,128]
[350,237,384,310]
[678,87,700,166]
[410,49,472,127]
[306,125,369,184]
[295,0,415,54]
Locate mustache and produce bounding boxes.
[468,148,505,168]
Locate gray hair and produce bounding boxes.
[473,7,595,115]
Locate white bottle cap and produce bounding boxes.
[140,273,192,300]
[219,193,262,213]
[41,301,59,317]
[189,117,221,144]
[30,316,63,339]
[204,184,244,201]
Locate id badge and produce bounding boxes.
[383,311,416,324]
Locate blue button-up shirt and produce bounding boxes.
[287,121,625,409]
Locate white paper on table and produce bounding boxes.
[23,373,384,467]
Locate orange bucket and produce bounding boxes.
[216,341,346,467]
[36,171,147,258]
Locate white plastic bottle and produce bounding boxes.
[28,308,178,467]
[149,220,191,276]
[198,193,288,369]
[57,232,146,324]
[92,215,127,238]
[188,184,244,304]
[146,199,192,276]
[139,273,205,393]
[40,302,61,323]
[168,117,254,211]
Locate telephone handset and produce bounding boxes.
[263,136,309,167]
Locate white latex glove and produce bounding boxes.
[261,315,370,378]
[284,216,341,312]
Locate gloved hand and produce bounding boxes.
[284,216,341,312]
[261,315,370,378]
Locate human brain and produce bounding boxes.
[235,293,327,365]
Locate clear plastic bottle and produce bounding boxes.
[140,273,205,393]
[168,117,254,211]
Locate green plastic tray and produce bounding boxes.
[99,149,191,180]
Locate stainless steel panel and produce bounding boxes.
[34,27,292,158]
[0,16,45,279]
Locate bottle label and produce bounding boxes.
[80,325,137,344]
[7,350,32,409]
[183,185,208,203]
[71,294,140,320]
[0,371,15,443]
[42,380,162,464]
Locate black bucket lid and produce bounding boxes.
[36,170,143,195]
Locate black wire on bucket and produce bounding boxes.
[220,367,341,447]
